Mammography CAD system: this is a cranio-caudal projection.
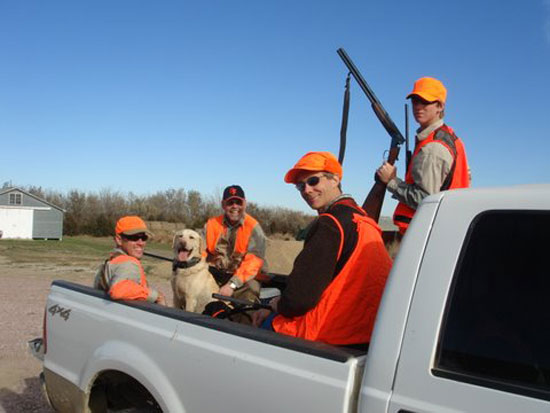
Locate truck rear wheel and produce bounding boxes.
[88,370,162,413]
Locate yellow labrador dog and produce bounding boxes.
[171,229,218,313]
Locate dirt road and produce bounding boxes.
[0,238,300,412]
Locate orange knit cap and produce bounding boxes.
[284,151,343,184]
[407,77,447,103]
[115,216,153,236]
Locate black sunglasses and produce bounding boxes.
[122,233,149,242]
[225,198,243,206]
[295,175,323,192]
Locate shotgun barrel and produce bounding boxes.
[336,48,405,221]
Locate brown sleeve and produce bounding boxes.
[277,216,341,318]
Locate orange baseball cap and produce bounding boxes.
[284,151,343,184]
[115,216,153,236]
[407,77,447,103]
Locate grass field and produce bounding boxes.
[0,236,175,279]
[0,235,300,278]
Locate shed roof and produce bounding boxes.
[0,187,65,212]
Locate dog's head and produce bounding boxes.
[172,229,203,263]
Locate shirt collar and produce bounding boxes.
[416,119,444,141]
[111,247,128,258]
[223,214,245,228]
[319,194,353,214]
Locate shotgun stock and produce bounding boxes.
[337,48,405,222]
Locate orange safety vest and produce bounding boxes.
[272,211,392,345]
[394,124,469,234]
[205,214,264,283]
[107,254,152,301]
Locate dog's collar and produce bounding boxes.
[173,257,202,270]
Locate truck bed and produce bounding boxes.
[44,280,367,412]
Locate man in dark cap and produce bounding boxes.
[204,185,267,308]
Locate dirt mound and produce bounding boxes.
[266,238,302,275]
[147,221,188,243]
[145,221,303,274]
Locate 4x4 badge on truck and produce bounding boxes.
[48,304,71,321]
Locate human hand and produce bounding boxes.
[269,296,280,312]
[252,308,272,328]
[376,162,397,184]
[219,283,235,298]
[156,292,166,306]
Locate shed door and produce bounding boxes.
[0,208,34,239]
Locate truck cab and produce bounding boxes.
[365,184,550,412]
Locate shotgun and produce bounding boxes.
[405,103,412,171]
[212,293,272,310]
[336,48,405,221]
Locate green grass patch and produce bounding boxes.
[0,236,172,266]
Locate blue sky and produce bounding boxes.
[1,1,549,215]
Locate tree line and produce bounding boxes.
[22,186,314,238]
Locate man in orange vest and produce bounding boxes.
[94,216,166,305]
[377,77,470,234]
[252,152,392,347]
[204,185,267,305]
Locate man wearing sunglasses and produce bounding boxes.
[204,185,267,309]
[94,215,166,305]
[252,151,392,347]
[376,77,470,234]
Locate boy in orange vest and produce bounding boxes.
[377,77,470,234]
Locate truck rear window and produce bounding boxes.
[434,211,550,401]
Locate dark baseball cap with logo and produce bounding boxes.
[223,185,245,202]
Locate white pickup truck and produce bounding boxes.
[30,184,550,412]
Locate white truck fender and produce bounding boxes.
[81,340,185,413]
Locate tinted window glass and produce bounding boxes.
[435,211,550,400]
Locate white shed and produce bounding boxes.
[0,187,64,240]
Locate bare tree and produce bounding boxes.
[20,185,314,238]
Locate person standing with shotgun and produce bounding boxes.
[376,77,470,234]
